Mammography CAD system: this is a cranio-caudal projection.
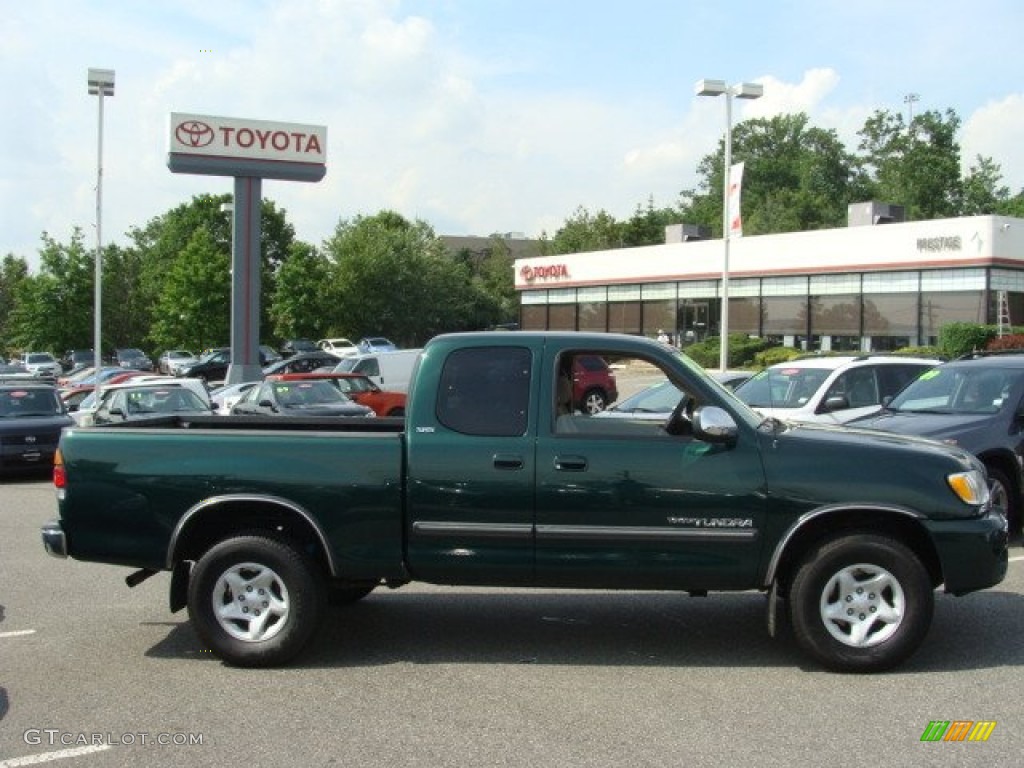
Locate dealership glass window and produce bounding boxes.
[761,276,808,297]
[762,296,808,336]
[920,268,985,292]
[862,294,916,350]
[809,273,861,295]
[678,280,718,300]
[608,302,642,334]
[727,297,761,335]
[920,291,987,343]
[547,303,576,330]
[576,287,608,332]
[810,294,861,335]
[520,304,547,330]
[643,300,676,338]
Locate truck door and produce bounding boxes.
[405,345,537,585]
[535,350,768,590]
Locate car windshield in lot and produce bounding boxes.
[887,367,1015,414]
[736,367,832,408]
[0,387,64,417]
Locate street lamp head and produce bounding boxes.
[695,79,728,97]
[733,82,764,100]
[87,68,115,96]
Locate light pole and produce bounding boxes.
[88,68,114,380]
[695,78,762,371]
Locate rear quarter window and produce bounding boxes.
[436,347,531,436]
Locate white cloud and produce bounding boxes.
[962,94,1024,192]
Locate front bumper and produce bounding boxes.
[926,505,1009,595]
[41,520,68,559]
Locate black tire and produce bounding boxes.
[788,533,933,672]
[187,534,326,667]
[985,466,1019,536]
[328,583,377,606]
[580,388,608,414]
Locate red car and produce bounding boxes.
[267,372,407,417]
[572,355,618,414]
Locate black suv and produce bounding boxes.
[849,351,1024,534]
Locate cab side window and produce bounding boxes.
[437,347,531,437]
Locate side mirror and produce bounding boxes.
[692,406,738,445]
[823,395,848,412]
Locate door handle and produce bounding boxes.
[554,455,587,472]
[493,453,524,470]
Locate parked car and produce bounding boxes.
[848,351,1024,535]
[262,351,342,376]
[230,378,375,418]
[113,347,154,372]
[259,345,282,366]
[570,354,619,414]
[356,336,398,354]
[279,338,318,357]
[268,372,407,417]
[158,349,198,375]
[333,348,423,393]
[72,377,210,426]
[60,348,95,373]
[595,379,682,421]
[711,369,755,390]
[21,352,63,379]
[0,383,73,474]
[89,381,214,426]
[177,348,231,384]
[317,338,359,357]
[733,354,939,425]
[208,381,261,416]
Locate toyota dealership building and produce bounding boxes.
[513,212,1024,352]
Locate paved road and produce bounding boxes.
[1,474,1023,768]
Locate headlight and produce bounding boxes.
[947,470,990,506]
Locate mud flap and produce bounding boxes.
[766,580,782,639]
[169,560,192,613]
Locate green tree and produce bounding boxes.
[130,194,296,344]
[622,198,681,247]
[856,108,964,219]
[0,254,30,355]
[961,156,1012,215]
[324,211,478,347]
[680,113,863,236]
[7,230,95,353]
[540,206,624,254]
[148,227,230,353]
[270,242,333,341]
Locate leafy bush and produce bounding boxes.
[683,334,773,368]
[753,346,803,367]
[893,345,944,359]
[939,322,996,358]
[986,334,1024,351]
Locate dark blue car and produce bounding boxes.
[849,351,1024,535]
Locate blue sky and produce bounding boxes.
[3,0,1023,270]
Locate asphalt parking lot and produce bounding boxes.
[2,474,1023,768]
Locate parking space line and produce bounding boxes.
[0,745,111,767]
[0,630,36,639]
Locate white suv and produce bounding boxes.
[22,352,63,378]
[733,355,940,425]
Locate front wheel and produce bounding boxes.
[788,534,933,672]
[986,466,1019,536]
[187,535,326,667]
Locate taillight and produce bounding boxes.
[53,448,66,489]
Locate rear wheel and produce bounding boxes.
[187,534,326,667]
[788,533,933,672]
[580,388,608,414]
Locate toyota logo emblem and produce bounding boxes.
[175,120,215,148]
[25,435,36,444]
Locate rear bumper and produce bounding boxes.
[926,506,1009,595]
[41,520,68,559]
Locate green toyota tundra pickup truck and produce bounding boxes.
[41,332,1009,672]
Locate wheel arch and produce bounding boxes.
[167,494,338,577]
[765,505,943,597]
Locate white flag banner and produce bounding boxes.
[727,161,745,238]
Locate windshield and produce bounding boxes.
[275,380,352,407]
[888,367,1016,414]
[734,367,831,408]
[0,388,63,417]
